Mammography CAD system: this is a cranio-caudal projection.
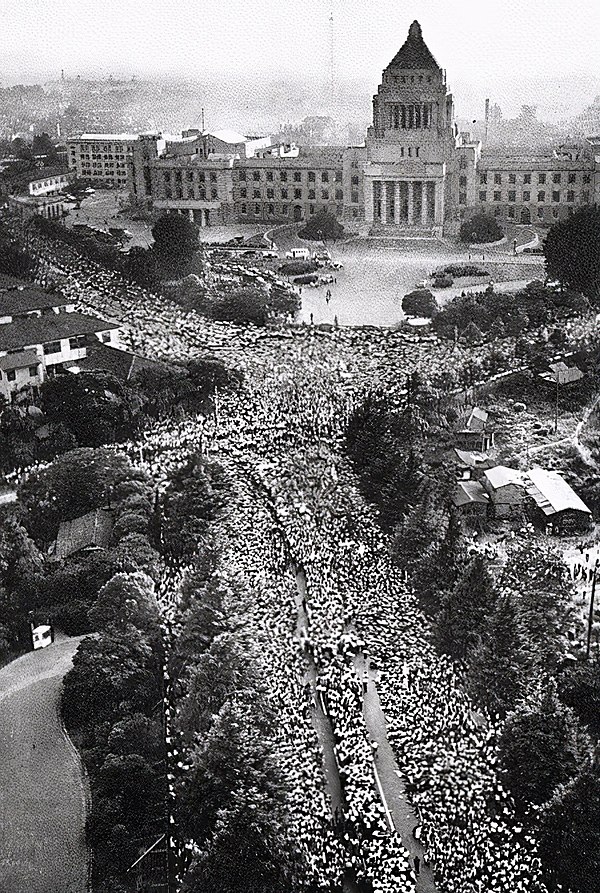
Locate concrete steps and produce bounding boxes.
[368,223,441,241]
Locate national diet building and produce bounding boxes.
[120,20,600,234]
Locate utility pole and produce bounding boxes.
[586,559,598,659]
[329,4,335,112]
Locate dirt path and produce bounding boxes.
[0,635,88,893]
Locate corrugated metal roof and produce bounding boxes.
[525,467,591,516]
[54,509,113,560]
[484,466,524,489]
[453,480,490,507]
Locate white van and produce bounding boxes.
[285,248,311,260]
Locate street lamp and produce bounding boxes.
[586,558,598,659]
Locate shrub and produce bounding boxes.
[460,213,503,244]
[279,260,317,276]
[433,273,453,288]
[402,288,439,318]
[441,263,488,277]
[113,511,149,539]
[298,209,345,241]
[207,288,268,325]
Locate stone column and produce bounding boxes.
[364,178,374,224]
[434,180,444,225]
[407,181,414,224]
[395,181,401,224]
[381,182,387,224]
[421,182,428,225]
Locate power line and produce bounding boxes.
[329,3,335,110]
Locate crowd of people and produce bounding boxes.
[10,220,556,892]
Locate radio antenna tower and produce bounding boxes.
[329,3,335,111]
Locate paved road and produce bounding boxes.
[356,654,436,892]
[0,635,88,893]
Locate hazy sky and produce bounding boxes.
[1,0,599,114]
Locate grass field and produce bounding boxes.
[0,635,88,893]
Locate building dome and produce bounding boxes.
[388,20,439,70]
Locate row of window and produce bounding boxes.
[164,187,219,200]
[238,187,344,201]
[163,170,217,184]
[1,365,39,383]
[238,169,343,183]
[384,74,434,85]
[480,171,591,185]
[387,103,435,130]
[239,202,346,217]
[477,189,589,203]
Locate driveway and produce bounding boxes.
[0,636,88,893]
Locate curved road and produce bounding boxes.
[0,635,88,893]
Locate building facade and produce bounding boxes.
[0,277,120,400]
[67,133,144,188]
[127,21,600,234]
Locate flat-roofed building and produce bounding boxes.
[130,21,600,233]
[67,133,153,187]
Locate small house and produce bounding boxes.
[452,480,490,520]
[525,467,591,533]
[483,466,525,519]
[54,509,113,560]
[456,406,496,452]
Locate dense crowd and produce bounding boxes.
[12,221,553,892]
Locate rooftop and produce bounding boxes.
[28,168,69,184]
[453,448,490,468]
[206,129,248,145]
[387,21,440,71]
[467,407,489,431]
[72,133,141,142]
[0,286,69,316]
[539,362,584,384]
[73,341,168,380]
[54,509,113,560]
[525,467,591,516]
[484,465,524,490]
[453,480,490,507]
[0,312,118,353]
[0,350,41,372]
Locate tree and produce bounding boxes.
[498,681,588,811]
[40,372,136,446]
[31,132,58,162]
[538,763,600,893]
[186,356,243,403]
[160,457,226,559]
[434,557,497,661]
[402,288,439,318]
[207,287,268,325]
[467,594,530,717]
[62,625,160,731]
[151,213,198,277]
[183,804,307,893]
[120,245,159,288]
[113,533,160,581]
[501,540,577,673]
[298,209,345,241]
[559,657,600,737]
[544,206,600,299]
[459,213,503,244]
[87,572,159,634]
[19,447,138,544]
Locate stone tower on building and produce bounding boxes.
[364,20,458,232]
